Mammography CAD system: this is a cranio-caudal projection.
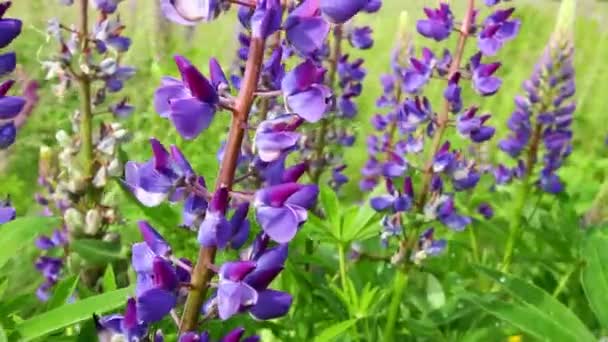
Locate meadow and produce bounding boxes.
[1,0,608,341]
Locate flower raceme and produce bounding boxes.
[361,1,518,265]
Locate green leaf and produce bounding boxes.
[319,186,341,235]
[426,274,445,310]
[102,264,117,292]
[46,275,79,310]
[581,231,608,328]
[466,294,575,342]
[0,279,8,300]
[343,203,379,243]
[313,319,358,342]
[475,266,594,341]
[16,286,133,341]
[0,217,59,269]
[116,179,180,229]
[71,239,124,264]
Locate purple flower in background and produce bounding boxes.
[478,7,520,56]
[416,3,453,42]
[403,48,436,94]
[254,114,304,162]
[281,59,331,123]
[364,0,383,13]
[469,52,502,96]
[254,183,319,243]
[283,0,330,55]
[320,0,368,24]
[160,0,222,25]
[0,121,15,149]
[456,106,495,143]
[93,0,120,14]
[478,202,494,219]
[0,198,15,224]
[154,55,219,139]
[411,228,447,264]
[349,26,373,49]
[370,178,414,213]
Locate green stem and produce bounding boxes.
[383,270,408,342]
[338,244,348,292]
[468,223,480,263]
[77,0,94,183]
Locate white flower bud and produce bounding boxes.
[84,209,102,235]
[64,208,84,234]
[92,166,108,188]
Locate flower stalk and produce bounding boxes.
[77,0,94,184]
[179,36,267,333]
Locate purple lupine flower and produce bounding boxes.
[444,73,463,114]
[0,5,21,49]
[456,106,495,143]
[416,3,453,42]
[478,7,520,56]
[469,52,502,96]
[330,164,349,190]
[478,202,494,219]
[35,256,64,301]
[93,0,120,14]
[370,178,414,213]
[254,114,304,162]
[96,298,148,341]
[364,0,383,13]
[160,0,222,25]
[0,198,15,224]
[251,0,282,39]
[349,26,373,49]
[500,38,575,194]
[154,55,219,139]
[283,0,329,55]
[109,98,134,118]
[254,183,319,243]
[403,48,435,94]
[198,188,232,248]
[320,0,368,24]
[411,228,447,264]
[433,196,471,231]
[0,120,14,148]
[281,59,331,123]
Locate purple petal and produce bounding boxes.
[250,290,292,320]
[169,97,215,139]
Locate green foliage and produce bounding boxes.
[581,229,608,329]
[0,216,59,269]
[15,286,133,341]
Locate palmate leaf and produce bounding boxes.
[0,216,59,269]
[15,286,133,341]
[319,186,342,233]
[473,266,595,342]
[581,230,608,328]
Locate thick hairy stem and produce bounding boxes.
[179,37,266,333]
[416,0,476,211]
[501,123,542,272]
[77,0,94,183]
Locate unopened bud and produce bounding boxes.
[84,209,102,235]
[64,208,84,234]
[55,130,71,148]
[92,166,108,188]
[107,158,121,177]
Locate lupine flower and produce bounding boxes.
[154,55,220,139]
[411,228,447,264]
[251,0,282,39]
[371,178,414,213]
[283,0,329,55]
[254,114,304,162]
[478,202,494,219]
[160,0,222,25]
[281,59,330,123]
[364,0,383,13]
[403,48,436,94]
[96,298,148,342]
[0,2,22,150]
[254,183,319,243]
[198,188,232,248]
[499,36,575,194]
[416,3,453,42]
[319,0,369,24]
[456,106,495,143]
[469,52,502,96]
[349,26,373,49]
[478,7,520,56]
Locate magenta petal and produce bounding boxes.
[169,98,215,139]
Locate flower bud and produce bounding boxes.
[55,130,71,148]
[92,166,108,188]
[107,158,121,176]
[64,208,84,234]
[84,209,102,235]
